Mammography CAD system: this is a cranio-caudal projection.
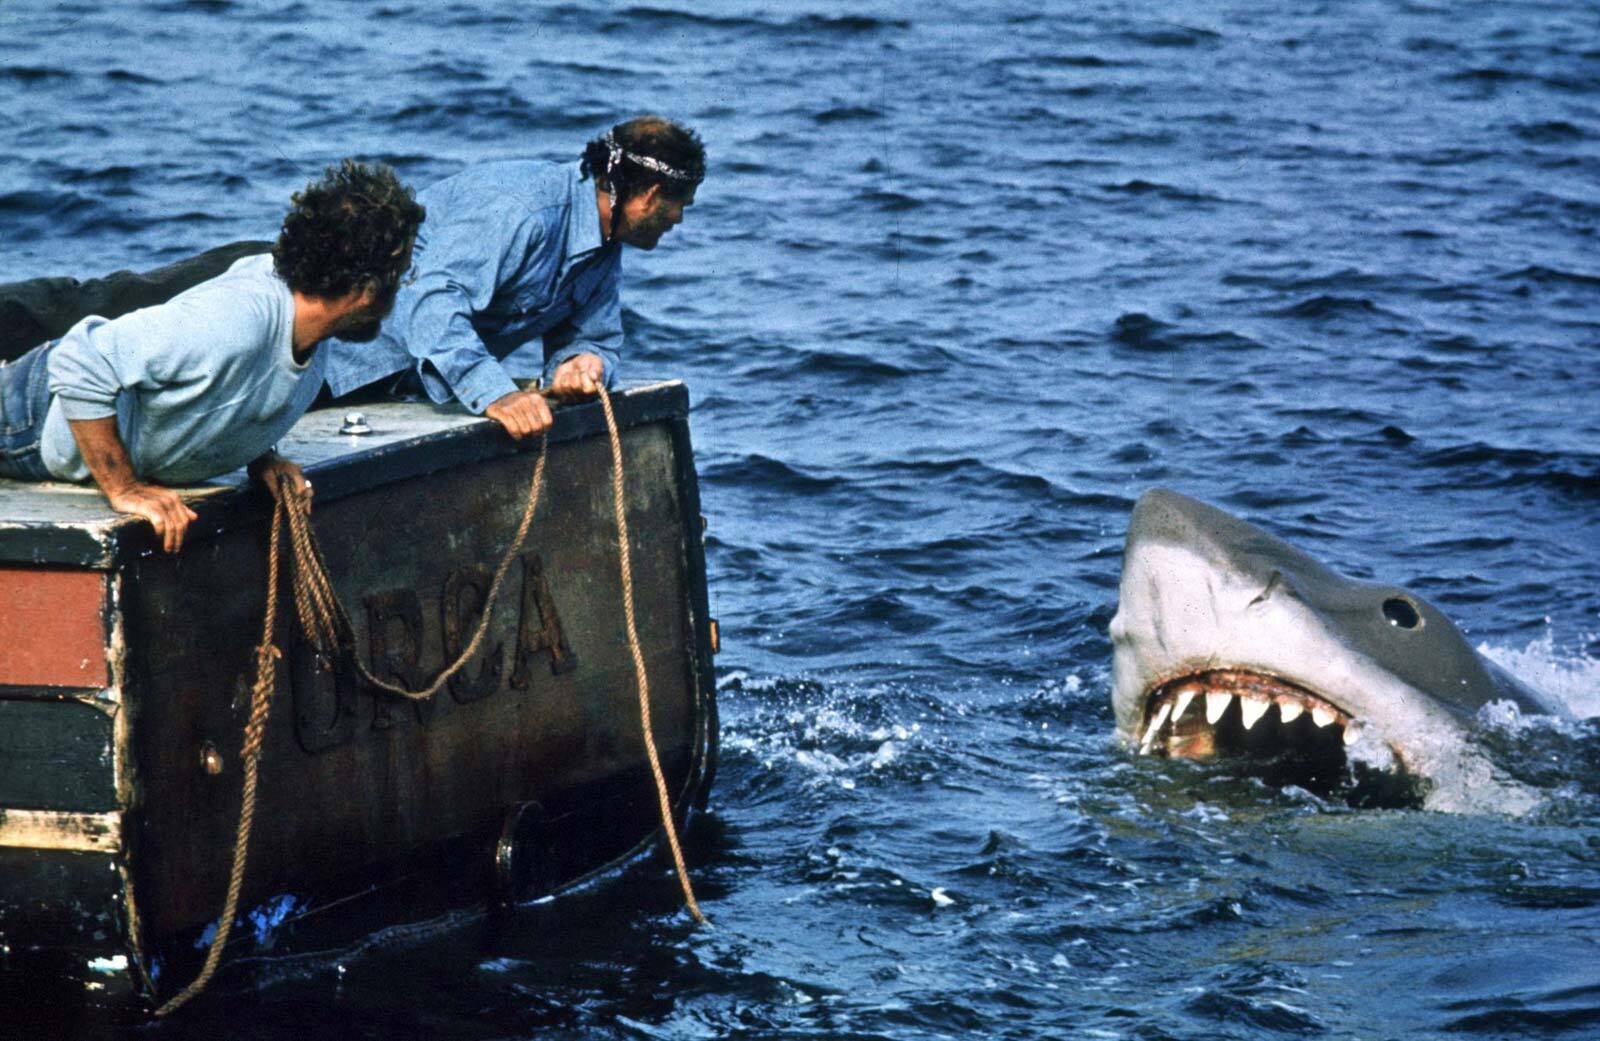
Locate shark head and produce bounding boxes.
[1109,488,1558,812]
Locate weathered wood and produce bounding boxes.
[0,383,718,1008]
[122,421,701,940]
[0,848,123,945]
[0,811,121,854]
[0,699,117,812]
[0,570,108,688]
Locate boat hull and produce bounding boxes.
[0,382,717,1007]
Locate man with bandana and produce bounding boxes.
[321,116,706,438]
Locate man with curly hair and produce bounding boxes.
[0,160,424,553]
[322,115,705,438]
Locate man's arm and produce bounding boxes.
[394,209,550,414]
[49,305,205,552]
[68,417,197,554]
[380,207,562,438]
[542,260,624,400]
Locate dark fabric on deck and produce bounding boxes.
[0,240,274,361]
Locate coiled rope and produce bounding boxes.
[154,387,703,1016]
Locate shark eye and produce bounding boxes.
[1382,597,1421,629]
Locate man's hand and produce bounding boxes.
[103,482,198,554]
[546,353,605,402]
[484,388,554,439]
[249,452,312,506]
[68,414,197,553]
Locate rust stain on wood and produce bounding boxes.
[0,567,108,687]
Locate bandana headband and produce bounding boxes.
[602,130,700,183]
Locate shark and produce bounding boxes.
[1109,487,1566,813]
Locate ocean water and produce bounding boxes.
[4,1,1600,1038]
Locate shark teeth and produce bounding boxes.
[1205,691,1233,724]
[1137,669,1354,758]
[1140,701,1172,753]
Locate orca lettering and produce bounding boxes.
[365,588,432,728]
[290,552,573,754]
[442,563,503,705]
[510,552,577,688]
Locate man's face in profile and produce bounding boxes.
[337,238,414,342]
[618,185,695,250]
[332,300,386,343]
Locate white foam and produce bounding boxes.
[719,681,937,790]
[1479,627,1600,719]
[1342,727,1398,772]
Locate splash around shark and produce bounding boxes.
[1109,488,1567,814]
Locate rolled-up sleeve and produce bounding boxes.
[47,319,126,420]
[400,211,546,414]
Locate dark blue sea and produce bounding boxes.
[6,1,1600,1037]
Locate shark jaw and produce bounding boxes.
[1133,668,1426,806]
[1139,669,1352,757]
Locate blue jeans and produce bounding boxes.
[0,341,57,481]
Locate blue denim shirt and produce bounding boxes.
[323,161,623,413]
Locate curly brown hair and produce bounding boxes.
[272,160,425,299]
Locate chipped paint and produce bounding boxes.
[108,565,154,999]
[120,858,159,1002]
[0,809,122,853]
[0,567,109,687]
[0,385,716,1009]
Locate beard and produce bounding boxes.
[620,207,673,250]
[335,314,384,343]
[332,285,397,342]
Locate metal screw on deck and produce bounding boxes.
[340,412,372,436]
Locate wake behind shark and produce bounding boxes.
[1109,488,1567,813]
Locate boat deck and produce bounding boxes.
[0,380,691,566]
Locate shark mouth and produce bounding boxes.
[1137,669,1377,793]
[1138,669,1363,756]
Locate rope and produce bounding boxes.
[155,435,548,1016]
[597,386,705,924]
[287,433,549,701]
[153,390,706,1013]
[154,506,286,1017]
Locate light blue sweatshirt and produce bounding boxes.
[41,254,324,485]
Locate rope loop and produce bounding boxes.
[154,394,705,1016]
